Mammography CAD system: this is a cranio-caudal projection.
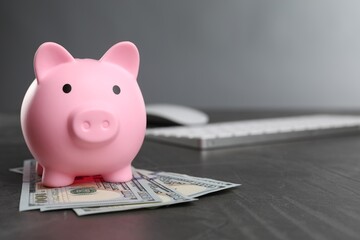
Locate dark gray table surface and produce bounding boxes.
[1,110,360,240]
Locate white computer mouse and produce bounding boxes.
[146,103,209,127]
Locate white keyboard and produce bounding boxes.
[145,115,360,149]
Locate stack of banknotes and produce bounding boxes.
[15,159,240,216]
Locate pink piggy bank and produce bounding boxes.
[21,41,146,187]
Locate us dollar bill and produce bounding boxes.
[17,160,240,215]
[19,160,161,211]
[137,169,240,198]
[73,170,196,216]
[158,171,241,192]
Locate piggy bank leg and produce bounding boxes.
[42,169,74,187]
[36,162,44,176]
[103,165,133,182]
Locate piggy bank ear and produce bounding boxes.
[100,42,140,79]
[34,42,75,83]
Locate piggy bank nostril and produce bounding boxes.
[102,120,110,129]
[82,121,91,130]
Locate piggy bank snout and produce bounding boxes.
[71,109,119,144]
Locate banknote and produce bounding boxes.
[17,160,240,215]
[147,170,241,188]
[19,160,161,211]
[137,169,240,198]
[73,170,196,216]
[158,171,241,191]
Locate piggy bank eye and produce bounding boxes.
[62,84,72,93]
[113,85,121,95]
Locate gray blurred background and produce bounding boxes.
[1,0,360,114]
